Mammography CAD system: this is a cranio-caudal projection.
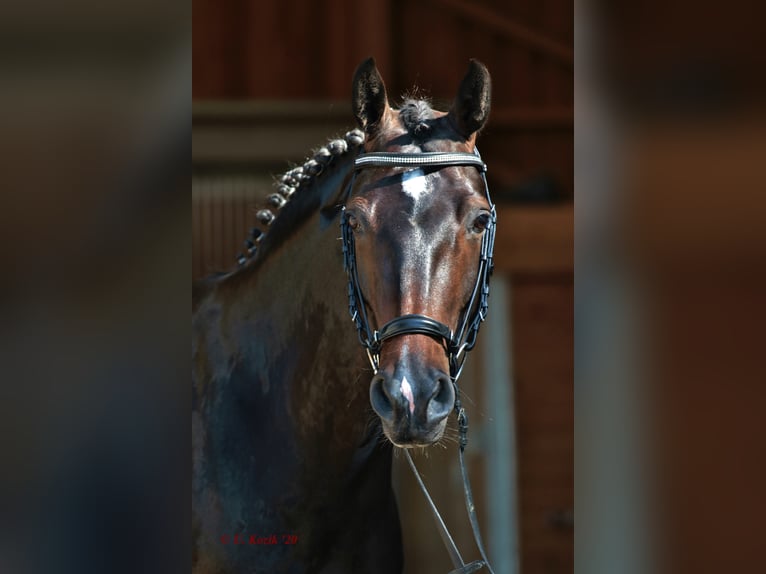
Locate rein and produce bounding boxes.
[341,149,497,574]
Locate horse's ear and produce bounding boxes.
[449,59,492,138]
[352,57,389,134]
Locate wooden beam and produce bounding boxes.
[429,0,573,67]
[494,205,573,274]
[192,101,355,164]
[192,101,572,165]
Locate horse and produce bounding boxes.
[193,57,494,574]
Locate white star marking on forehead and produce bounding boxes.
[401,168,431,203]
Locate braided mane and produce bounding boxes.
[235,128,365,267]
[233,99,439,268]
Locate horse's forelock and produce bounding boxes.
[399,99,435,137]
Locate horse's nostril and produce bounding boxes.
[428,375,450,401]
[426,375,455,424]
[370,375,394,422]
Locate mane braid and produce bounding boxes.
[235,129,365,267]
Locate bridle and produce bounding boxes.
[342,149,496,381]
[340,148,498,574]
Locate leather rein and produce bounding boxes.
[341,149,497,574]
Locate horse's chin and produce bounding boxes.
[381,417,448,448]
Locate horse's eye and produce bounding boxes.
[346,213,360,231]
[471,213,491,233]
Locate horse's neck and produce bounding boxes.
[217,158,378,465]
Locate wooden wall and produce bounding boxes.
[511,275,574,572]
[193,0,572,102]
[193,0,573,199]
[193,0,392,100]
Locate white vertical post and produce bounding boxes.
[482,274,520,574]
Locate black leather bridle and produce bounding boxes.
[342,150,496,380]
[340,148,497,574]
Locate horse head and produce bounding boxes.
[345,57,493,447]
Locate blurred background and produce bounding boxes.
[576,2,766,574]
[0,2,189,574]
[192,0,573,572]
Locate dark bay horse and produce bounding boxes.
[193,58,493,573]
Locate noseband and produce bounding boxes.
[341,149,497,381]
[340,148,498,574]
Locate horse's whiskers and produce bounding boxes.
[457,390,477,407]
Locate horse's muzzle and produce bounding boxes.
[369,364,454,446]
